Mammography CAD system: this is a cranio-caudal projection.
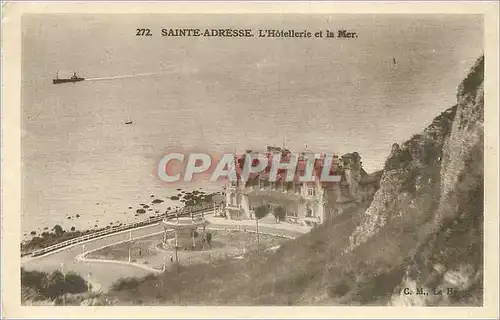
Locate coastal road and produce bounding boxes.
[21,221,305,291]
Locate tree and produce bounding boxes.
[206,232,212,247]
[254,205,269,254]
[52,225,64,237]
[273,206,286,223]
[64,272,88,294]
[254,205,269,219]
[44,270,65,299]
[70,226,76,232]
[21,268,45,291]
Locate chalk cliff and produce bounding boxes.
[347,55,484,305]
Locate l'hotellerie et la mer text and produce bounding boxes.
[136,28,358,38]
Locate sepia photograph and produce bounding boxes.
[1,2,499,318]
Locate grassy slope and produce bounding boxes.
[108,196,428,306]
[108,201,370,305]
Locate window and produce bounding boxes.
[308,187,316,196]
[306,208,313,217]
[287,210,298,217]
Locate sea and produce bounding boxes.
[20,14,483,237]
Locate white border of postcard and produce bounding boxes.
[2,1,499,319]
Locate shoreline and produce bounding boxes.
[21,189,224,256]
[22,183,224,237]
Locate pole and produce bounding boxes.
[128,229,132,263]
[192,228,196,249]
[60,262,65,306]
[202,226,206,250]
[175,244,179,274]
[256,217,260,255]
[175,226,179,274]
[87,273,91,292]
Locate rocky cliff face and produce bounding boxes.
[391,56,484,306]
[437,56,484,224]
[347,106,457,251]
[347,56,484,305]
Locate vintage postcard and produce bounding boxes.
[1,1,499,318]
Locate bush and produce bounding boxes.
[111,277,141,291]
[21,268,88,300]
[64,272,88,294]
[23,229,85,253]
[273,206,286,222]
[21,268,46,290]
[52,225,64,236]
[328,279,350,297]
[350,277,376,304]
[254,205,269,220]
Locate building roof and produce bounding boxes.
[163,217,210,228]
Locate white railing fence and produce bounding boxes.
[29,203,215,257]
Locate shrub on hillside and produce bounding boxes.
[328,279,350,297]
[52,225,64,236]
[254,205,269,220]
[21,268,88,300]
[110,277,141,291]
[64,272,89,294]
[23,229,87,253]
[273,206,286,222]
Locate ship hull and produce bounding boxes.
[52,78,85,84]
